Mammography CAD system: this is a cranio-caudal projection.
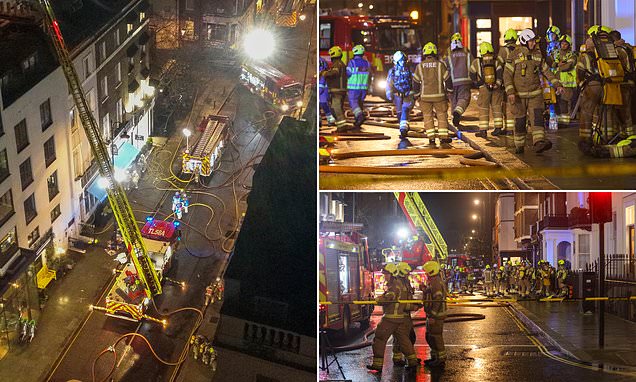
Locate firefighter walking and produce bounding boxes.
[470,42,504,137]
[367,263,419,372]
[322,46,348,131]
[445,33,473,129]
[413,42,452,146]
[319,57,336,126]
[347,44,371,129]
[504,28,564,154]
[497,29,520,136]
[386,51,416,138]
[422,260,448,368]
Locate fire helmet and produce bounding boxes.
[479,42,494,56]
[423,261,441,276]
[518,29,537,45]
[352,44,365,55]
[504,29,518,43]
[422,42,438,56]
[328,45,343,58]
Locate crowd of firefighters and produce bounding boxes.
[319,24,636,157]
[366,258,572,373]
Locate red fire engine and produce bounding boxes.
[319,225,373,336]
[319,15,423,95]
[239,61,304,113]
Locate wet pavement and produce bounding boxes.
[320,296,636,382]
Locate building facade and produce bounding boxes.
[493,193,521,265]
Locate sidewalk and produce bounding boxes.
[510,299,636,368]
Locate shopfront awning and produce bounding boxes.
[87,179,108,202]
[114,142,140,170]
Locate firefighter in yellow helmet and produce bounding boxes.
[470,42,504,137]
[413,42,452,146]
[391,262,420,366]
[504,28,564,154]
[556,259,569,297]
[552,34,578,128]
[497,28,519,136]
[367,263,419,371]
[422,260,448,368]
[445,32,474,129]
[610,30,636,137]
[322,46,348,131]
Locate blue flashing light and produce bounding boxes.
[146,216,154,223]
[173,221,180,227]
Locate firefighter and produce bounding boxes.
[446,263,455,293]
[180,190,189,214]
[470,41,504,137]
[386,51,416,138]
[205,282,215,306]
[322,46,348,131]
[504,28,564,154]
[553,34,578,128]
[207,346,217,370]
[367,263,419,371]
[319,57,336,126]
[172,191,181,212]
[392,262,419,366]
[545,26,562,67]
[346,44,371,129]
[131,170,140,189]
[466,268,476,294]
[422,261,448,368]
[445,33,473,128]
[610,30,636,137]
[556,259,569,297]
[497,28,519,136]
[576,26,611,151]
[497,266,507,295]
[519,263,530,298]
[413,42,452,146]
[483,264,494,296]
[540,261,552,297]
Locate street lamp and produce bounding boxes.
[182,128,192,152]
[474,199,480,205]
[471,229,476,234]
[243,28,275,60]
[472,214,478,220]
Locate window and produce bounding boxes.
[72,148,83,179]
[44,136,56,167]
[116,62,122,84]
[22,53,37,73]
[51,204,61,223]
[100,76,108,100]
[47,171,59,201]
[127,23,133,34]
[40,98,53,131]
[0,228,17,257]
[27,226,39,248]
[100,41,107,62]
[114,29,120,46]
[14,119,29,153]
[19,158,33,190]
[23,194,37,224]
[116,98,124,123]
[139,11,146,22]
[83,55,91,79]
[102,113,110,141]
[0,190,14,226]
[0,149,9,182]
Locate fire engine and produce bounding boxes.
[319,222,373,336]
[239,61,303,112]
[319,15,423,96]
[182,113,230,181]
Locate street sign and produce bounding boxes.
[135,135,145,141]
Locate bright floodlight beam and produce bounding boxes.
[244,29,275,60]
[396,227,410,240]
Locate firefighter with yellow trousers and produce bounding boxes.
[576,25,612,151]
[392,262,420,366]
[552,34,578,128]
[497,29,520,136]
[610,30,636,137]
[322,46,348,132]
[445,33,474,129]
[413,42,452,146]
[470,41,504,137]
[556,259,570,297]
[367,263,419,372]
[504,28,565,154]
[422,260,448,368]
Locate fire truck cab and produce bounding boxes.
[240,61,304,113]
[141,218,180,275]
[319,15,423,96]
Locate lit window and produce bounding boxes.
[627,205,635,226]
[476,19,492,29]
[51,204,61,223]
[139,11,145,22]
[127,23,133,34]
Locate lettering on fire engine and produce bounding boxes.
[383,54,422,64]
[148,227,166,237]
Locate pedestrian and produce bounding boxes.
[366,263,419,372]
[483,265,494,296]
[319,57,336,126]
[444,33,473,129]
[386,51,416,138]
[322,46,348,131]
[470,41,504,138]
[346,44,371,129]
[131,170,140,189]
[553,34,578,128]
[413,42,452,146]
[503,28,564,154]
[422,261,448,368]
[497,29,520,136]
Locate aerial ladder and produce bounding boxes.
[35,0,163,322]
[394,192,448,261]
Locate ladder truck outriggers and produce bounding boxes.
[36,0,164,323]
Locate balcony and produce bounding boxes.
[538,215,569,231]
[568,208,592,230]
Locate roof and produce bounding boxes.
[141,220,176,241]
[243,61,299,87]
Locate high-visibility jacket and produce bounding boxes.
[423,275,447,319]
[553,48,578,88]
[483,269,493,283]
[444,47,473,86]
[503,45,561,98]
[378,277,411,319]
[413,56,450,102]
[346,56,370,91]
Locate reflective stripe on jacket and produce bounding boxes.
[413,57,450,102]
[346,56,370,90]
[554,49,578,88]
[445,48,473,86]
[503,45,561,98]
[378,277,411,319]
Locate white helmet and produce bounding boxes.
[392,50,406,65]
[518,29,536,45]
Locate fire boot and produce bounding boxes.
[534,140,553,153]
